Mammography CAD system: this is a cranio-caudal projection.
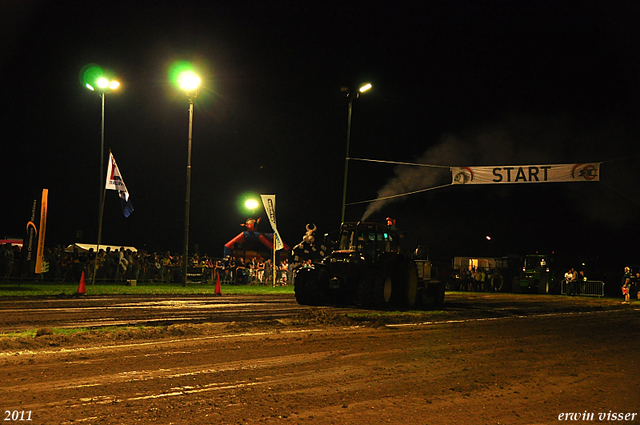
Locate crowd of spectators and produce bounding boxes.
[456,267,499,292]
[220,255,290,286]
[1,243,292,285]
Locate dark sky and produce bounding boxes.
[2,0,640,272]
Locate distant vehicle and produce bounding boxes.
[293,221,445,308]
[513,254,559,294]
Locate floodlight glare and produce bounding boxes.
[97,78,109,89]
[178,71,201,91]
[109,81,120,90]
[359,83,372,93]
[245,199,259,210]
[86,83,95,91]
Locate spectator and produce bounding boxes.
[622,266,631,304]
[566,268,577,296]
[1,243,14,280]
[479,268,487,292]
[578,270,587,295]
[116,247,129,282]
[236,258,246,285]
[105,247,116,280]
[94,249,106,280]
[256,260,265,284]
[628,272,640,301]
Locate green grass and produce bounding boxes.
[2,329,37,338]
[0,325,144,339]
[0,281,294,297]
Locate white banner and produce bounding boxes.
[451,163,600,185]
[260,194,284,250]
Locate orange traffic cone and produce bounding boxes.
[214,271,222,296]
[77,271,86,295]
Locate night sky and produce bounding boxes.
[2,1,640,275]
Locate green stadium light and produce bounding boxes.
[81,64,119,93]
[169,61,203,94]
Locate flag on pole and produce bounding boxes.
[260,194,284,250]
[106,152,134,217]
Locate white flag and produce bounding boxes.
[105,152,134,217]
[260,194,284,250]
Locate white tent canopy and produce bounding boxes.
[65,243,138,253]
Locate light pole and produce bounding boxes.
[340,83,372,224]
[86,77,120,197]
[85,75,119,285]
[177,70,201,287]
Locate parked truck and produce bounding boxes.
[293,221,445,308]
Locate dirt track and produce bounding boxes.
[1,293,639,424]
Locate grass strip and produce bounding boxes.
[0,282,294,297]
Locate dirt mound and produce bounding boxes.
[293,308,359,326]
[0,322,232,352]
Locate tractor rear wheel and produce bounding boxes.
[404,260,419,308]
[538,277,549,294]
[294,268,324,306]
[371,272,395,308]
[433,282,445,306]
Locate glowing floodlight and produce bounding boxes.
[341,81,373,223]
[97,77,109,89]
[359,83,372,93]
[178,71,201,91]
[245,199,259,211]
[109,81,120,90]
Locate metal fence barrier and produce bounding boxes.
[560,279,605,297]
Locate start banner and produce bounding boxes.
[451,163,600,185]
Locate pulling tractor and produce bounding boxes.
[512,253,558,294]
[293,221,445,308]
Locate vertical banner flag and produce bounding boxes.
[451,163,601,185]
[260,194,284,250]
[35,189,48,274]
[106,152,134,217]
[24,189,49,274]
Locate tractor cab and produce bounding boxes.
[336,222,398,259]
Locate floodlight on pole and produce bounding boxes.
[81,64,120,285]
[340,83,372,224]
[177,69,200,287]
[84,76,120,203]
